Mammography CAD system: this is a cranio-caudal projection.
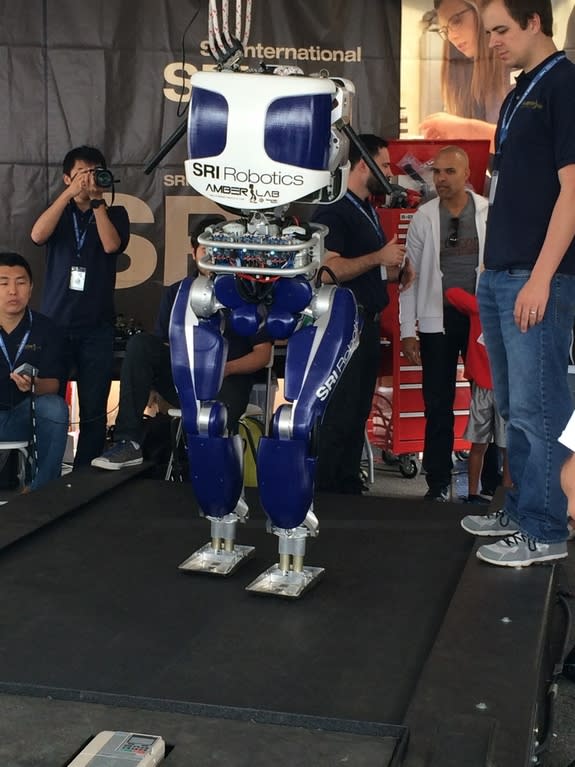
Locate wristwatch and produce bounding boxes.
[90,199,107,209]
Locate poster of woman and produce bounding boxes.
[400,0,575,145]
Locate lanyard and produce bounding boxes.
[72,209,93,257]
[345,192,385,247]
[498,52,565,149]
[0,309,32,371]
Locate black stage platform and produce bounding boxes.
[0,470,565,766]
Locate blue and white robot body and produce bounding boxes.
[169,58,363,592]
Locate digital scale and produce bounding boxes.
[68,731,165,766]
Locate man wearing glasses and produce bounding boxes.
[400,146,488,501]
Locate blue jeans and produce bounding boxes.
[65,325,114,467]
[0,395,69,490]
[478,269,575,543]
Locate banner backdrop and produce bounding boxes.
[2,0,573,330]
[0,0,401,329]
[401,0,575,138]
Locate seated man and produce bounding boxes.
[91,216,272,470]
[0,252,69,490]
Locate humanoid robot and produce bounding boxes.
[154,3,390,597]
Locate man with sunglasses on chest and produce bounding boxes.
[400,145,489,501]
[31,146,130,469]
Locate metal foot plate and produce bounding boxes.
[178,542,255,576]
[245,564,324,598]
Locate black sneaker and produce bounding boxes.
[462,494,491,505]
[424,486,450,502]
[338,477,367,495]
[91,441,143,470]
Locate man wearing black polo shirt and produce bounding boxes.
[91,217,272,470]
[0,252,68,490]
[312,134,409,495]
[31,146,130,469]
[461,0,575,566]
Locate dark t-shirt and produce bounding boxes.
[485,53,575,273]
[439,194,479,298]
[154,280,270,359]
[312,192,389,314]
[0,310,65,410]
[39,201,130,329]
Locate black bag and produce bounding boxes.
[141,413,188,480]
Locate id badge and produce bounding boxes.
[70,266,86,291]
[488,171,499,205]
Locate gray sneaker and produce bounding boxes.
[476,533,568,567]
[91,441,143,470]
[461,509,519,537]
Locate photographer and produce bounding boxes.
[31,145,130,468]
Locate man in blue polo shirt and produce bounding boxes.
[0,252,68,490]
[461,0,575,566]
[31,145,130,468]
[91,216,272,470]
[311,135,410,495]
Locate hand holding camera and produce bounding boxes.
[69,166,117,201]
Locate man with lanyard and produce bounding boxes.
[0,252,68,491]
[461,0,575,565]
[312,134,410,495]
[400,146,489,501]
[31,146,130,468]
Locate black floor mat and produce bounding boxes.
[0,480,472,726]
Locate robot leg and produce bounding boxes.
[246,284,359,597]
[170,277,254,575]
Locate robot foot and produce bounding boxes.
[245,523,323,598]
[178,512,255,576]
[245,563,324,598]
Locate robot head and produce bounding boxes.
[184,70,353,211]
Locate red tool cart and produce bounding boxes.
[366,139,491,478]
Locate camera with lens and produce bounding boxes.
[93,166,115,189]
